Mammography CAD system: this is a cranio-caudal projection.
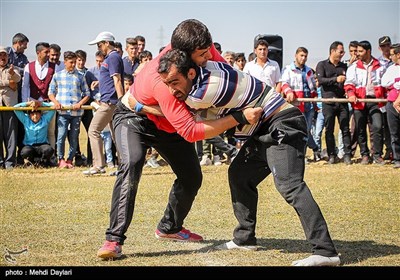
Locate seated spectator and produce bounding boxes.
[13,101,55,167]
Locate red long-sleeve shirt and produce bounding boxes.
[132,43,225,142]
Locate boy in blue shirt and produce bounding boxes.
[14,101,55,167]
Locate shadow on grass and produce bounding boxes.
[118,238,400,266]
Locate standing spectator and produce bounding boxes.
[213,42,222,54]
[338,40,359,159]
[83,31,124,175]
[316,41,352,164]
[49,44,64,73]
[6,33,29,165]
[280,47,320,162]
[115,42,123,57]
[71,49,97,167]
[378,36,393,71]
[312,75,324,161]
[122,37,139,77]
[223,51,235,66]
[243,39,281,90]
[135,35,146,56]
[21,42,57,161]
[233,52,246,71]
[90,100,114,168]
[381,43,400,168]
[13,101,55,167]
[133,50,153,77]
[83,50,105,166]
[0,46,21,169]
[48,51,90,168]
[345,40,385,165]
[378,36,393,160]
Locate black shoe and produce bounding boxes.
[313,151,321,162]
[360,155,370,165]
[74,154,87,167]
[373,156,386,166]
[328,155,338,164]
[383,152,393,161]
[343,155,352,165]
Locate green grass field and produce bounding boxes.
[1,160,399,268]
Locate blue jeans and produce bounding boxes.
[101,130,113,163]
[57,115,81,161]
[303,109,318,151]
[313,110,325,152]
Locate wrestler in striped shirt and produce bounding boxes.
[158,49,290,137]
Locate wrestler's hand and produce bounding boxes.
[394,99,400,113]
[348,95,357,103]
[242,107,263,125]
[285,92,295,103]
[127,94,137,110]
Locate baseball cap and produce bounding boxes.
[88,31,115,45]
[378,36,391,46]
[0,46,7,53]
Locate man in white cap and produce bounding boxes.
[84,31,124,175]
[0,46,21,169]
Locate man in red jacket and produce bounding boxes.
[97,19,262,260]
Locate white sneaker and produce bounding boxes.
[83,166,106,175]
[213,155,222,166]
[215,240,258,251]
[291,255,341,266]
[147,157,160,168]
[200,155,212,166]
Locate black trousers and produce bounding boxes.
[322,102,352,157]
[20,143,54,162]
[228,107,338,257]
[0,111,17,168]
[105,102,202,245]
[353,103,383,158]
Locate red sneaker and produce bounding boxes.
[155,227,203,242]
[97,240,122,259]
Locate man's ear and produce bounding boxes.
[188,68,196,79]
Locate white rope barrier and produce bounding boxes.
[0,98,389,112]
[296,98,387,103]
[0,105,94,111]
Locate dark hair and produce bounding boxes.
[296,47,308,54]
[234,52,246,62]
[75,49,87,60]
[358,40,372,51]
[50,43,61,53]
[329,41,343,53]
[125,37,137,46]
[134,35,146,43]
[12,33,29,44]
[95,50,104,58]
[63,51,77,60]
[254,39,269,49]
[158,49,196,77]
[214,42,222,52]
[123,73,134,83]
[349,41,359,48]
[35,42,50,52]
[391,43,400,54]
[139,50,152,62]
[171,19,213,55]
[115,41,122,49]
